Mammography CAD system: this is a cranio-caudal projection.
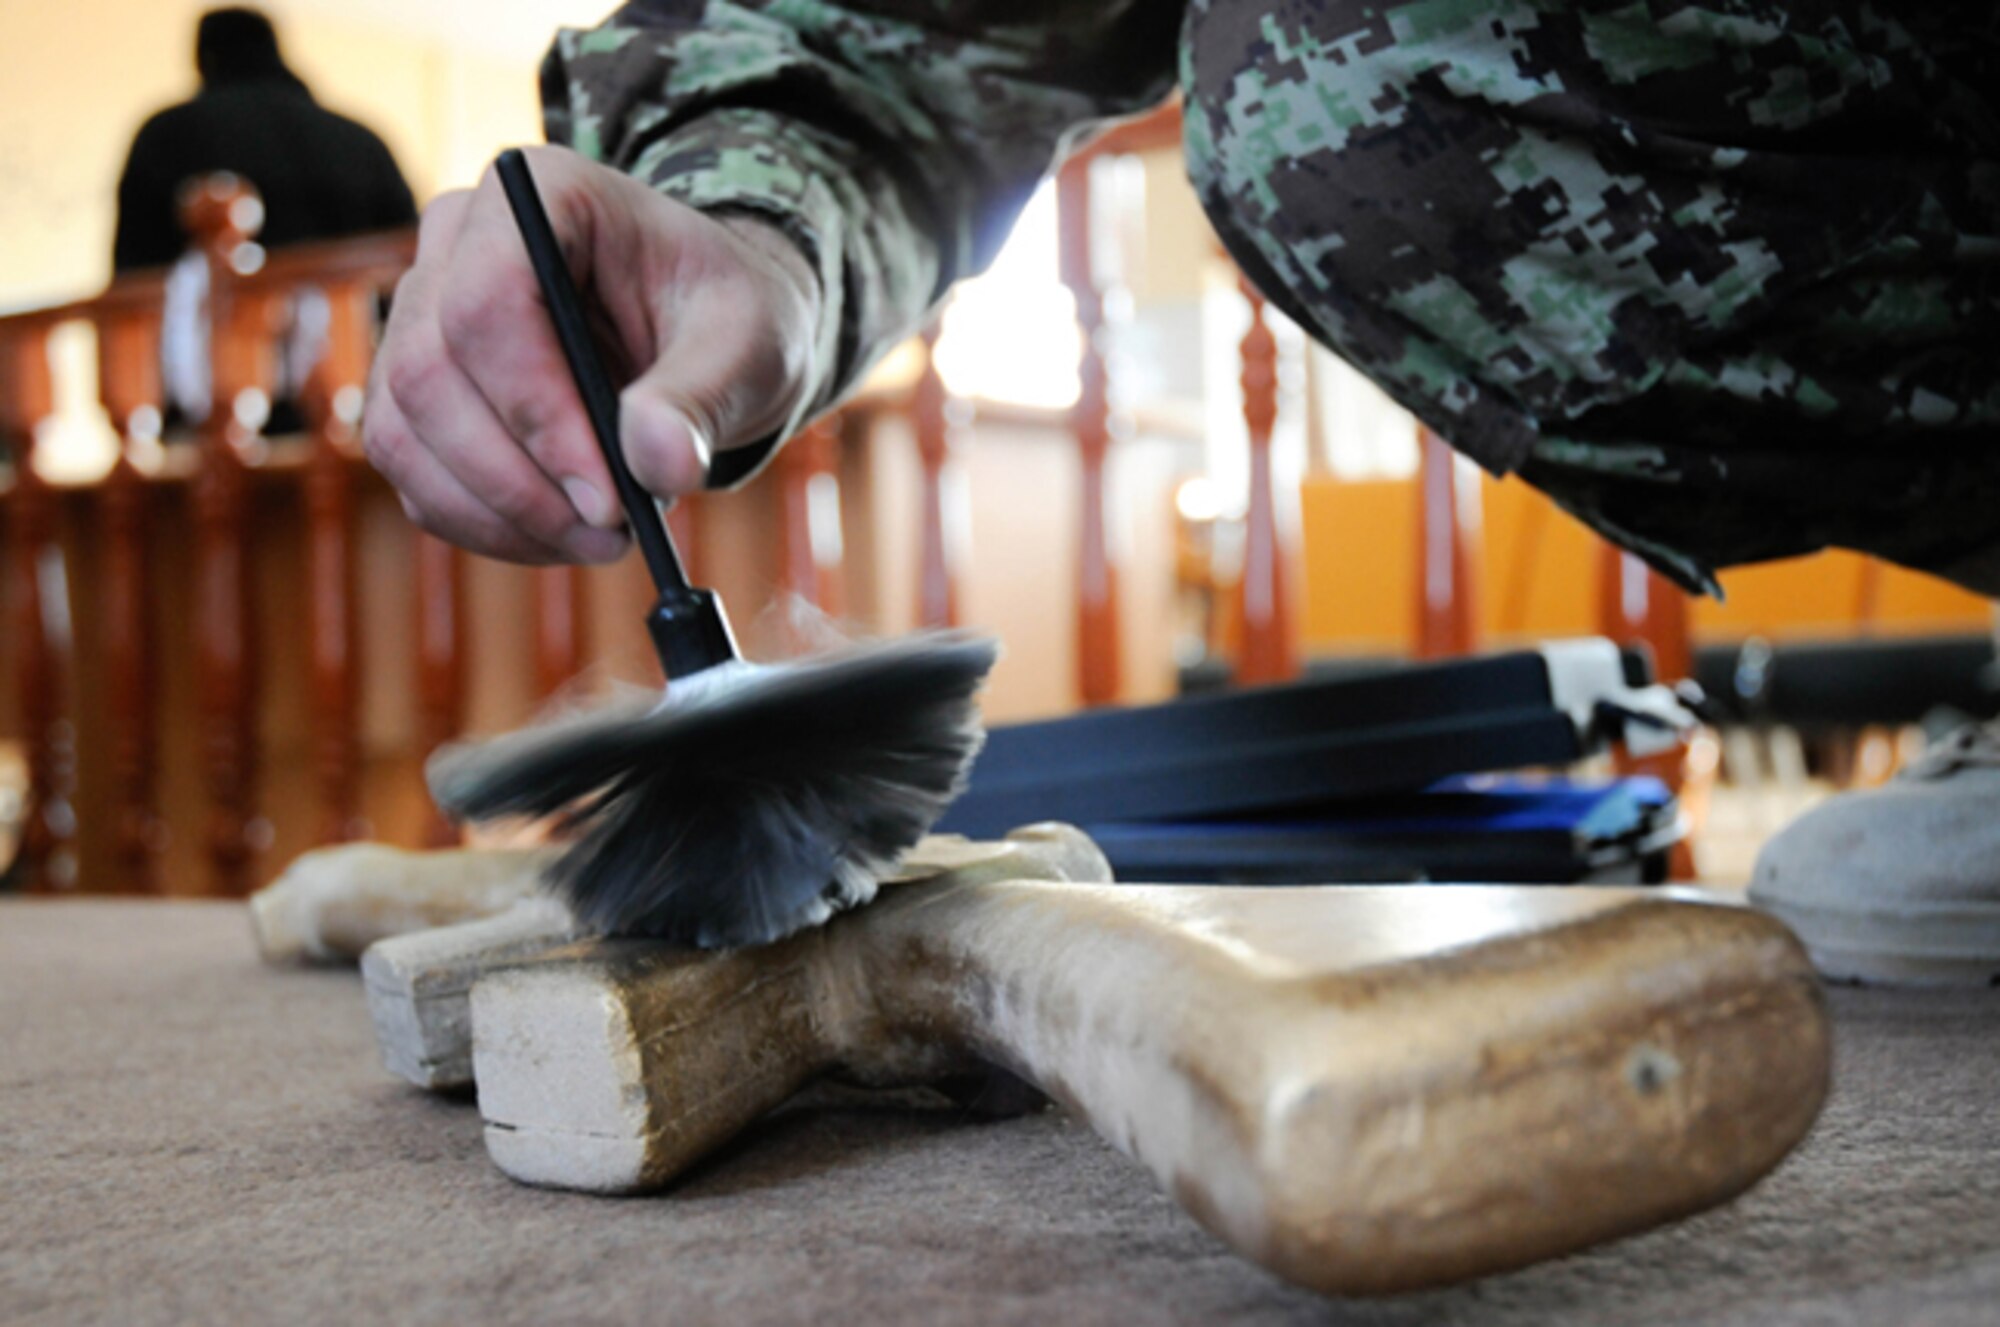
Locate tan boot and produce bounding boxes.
[1749,723,2000,986]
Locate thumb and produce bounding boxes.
[611,205,819,500]
[617,295,809,499]
[618,383,713,500]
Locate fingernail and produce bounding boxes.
[562,476,616,527]
[680,409,712,473]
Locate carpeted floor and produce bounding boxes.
[2,898,1995,1326]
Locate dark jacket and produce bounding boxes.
[113,71,416,272]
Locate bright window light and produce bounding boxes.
[932,182,1081,410]
[1175,475,1224,523]
[1312,345,1419,481]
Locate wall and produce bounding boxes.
[1298,471,1993,658]
[0,0,609,313]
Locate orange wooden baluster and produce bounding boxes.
[298,279,370,843]
[532,564,589,700]
[0,323,76,892]
[1415,423,1482,659]
[184,174,275,896]
[1595,545,1693,685]
[1231,275,1298,687]
[775,414,845,617]
[1058,155,1121,706]
[97,306,167,890]
[664,496,702,589]
[812,418,846,620]
[1596,543,1697,878]
[775,427,818,611]
[414,533,465,847]
[911,321,961,629]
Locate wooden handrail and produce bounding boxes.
[243,228,417,290]
[0,232,409,332]
[1075,101,1183,162]
[0,274,171,329]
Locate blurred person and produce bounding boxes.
[113,7,417,427]
[113,6,414,272]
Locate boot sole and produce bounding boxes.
[1746,891,2000,988]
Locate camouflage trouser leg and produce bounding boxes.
[1182,0,2000,593]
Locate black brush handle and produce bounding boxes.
[495,148,737,678]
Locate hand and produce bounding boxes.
[363,145,821,564]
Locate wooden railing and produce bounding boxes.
[2,176,420,894]
[1,106,1695,896]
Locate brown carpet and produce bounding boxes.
[2,898,1996,1326]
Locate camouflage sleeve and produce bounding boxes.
[541,0,1180,485]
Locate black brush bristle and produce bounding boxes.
[426,633,998,948]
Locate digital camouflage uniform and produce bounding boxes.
[545,1,2000,594]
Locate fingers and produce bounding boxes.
[617,225,818,496]
[619,362,715,499]
[369,181,624,564]
[364,146,822,564]
[386,275,623,559]
[363,387,594,565]
[436,161,625,527]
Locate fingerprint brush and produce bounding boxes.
[425,149,996,949]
